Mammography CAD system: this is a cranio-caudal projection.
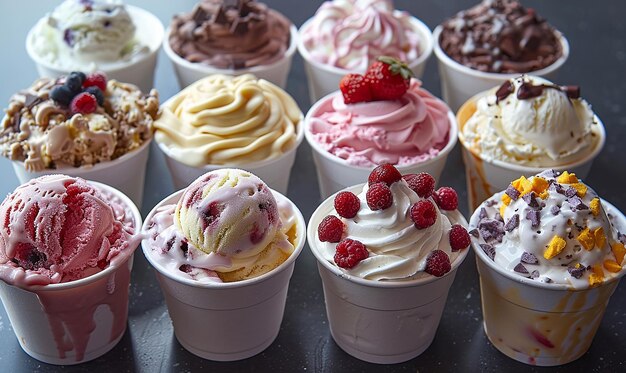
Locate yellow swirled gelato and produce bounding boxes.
[154,74,302,167]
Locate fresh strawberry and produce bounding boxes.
[339,73,372,104]
[364,56,413,101]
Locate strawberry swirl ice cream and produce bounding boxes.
[300,0,422,71]
[307,80,451,167]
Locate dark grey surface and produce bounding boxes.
[0,1,625,372]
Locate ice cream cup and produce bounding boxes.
[471,199,626,366]
[456,95,606,211]
[141,188,306,361]
[297,14,433,104]
[163,24,298,89]
[26,5,164,93]
[432,26,570,112]
[0,181,141,365]
[11,138,152,209]
[307,185,469,364]
[156,120,303,196]
[304,96,458,199]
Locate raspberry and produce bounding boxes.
[403,173,435,198]
[425,250,451,277]
[410,200,437,229]
[318,215,344,243]
[449,224,471,251]
[70,92,98,115]
[334,191,360,218]
[83,72,107,91]
[366,182,393,211]
[368,163,402,186]
[334,238,369,269]
[434,187,458,211]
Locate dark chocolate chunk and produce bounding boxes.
[550,205,560,215]
[530,270,540,279]
[504,214,520,232]
[479,219,505,243]
[522,192,539,209]
[469,228,480,238]
[521,252,539,264]
[480,244,496,261]
[495,80,514,103]
[565,187,577,198]
[526,210,541,228]
[568,196,588,210]
[505,184,521,200]
[479,207,488,220]
[514,262,529,274]
[568,265,585,279]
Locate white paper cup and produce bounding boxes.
[304,95,458,199]
[141,188,306,361]
[11,138,152,209]
[433,25,570,112]
[456,97,606,211]
[298,14,433,104]
[471,200,626,366]
[156,121,303,196]
[0,181,141,365]
[163,25,297,89]
[26,5,164,93]
[307,185,469,364]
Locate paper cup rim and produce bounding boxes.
[456,93,606,174]
[471,198,626,291]
[11,137,153,176]
[141,187,306,289]
[297,13,433,75]
[303,91,458,171]
[432,25,570,80]
[155,114,304,170]
[6,180,142,292]
[26,5,164,74]
[162,24,298,76]
[307,183,470,289]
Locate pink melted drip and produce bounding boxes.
[34,264,131,362]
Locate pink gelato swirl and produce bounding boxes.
[308,80,451,167]
[301,0,422,71]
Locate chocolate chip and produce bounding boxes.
[526,210,541,228]
[504,214,520,232]
[505,184,521,201]
[531,270,540,279]
[480,244,496,261]
[180,240,189,257]
[495,80,514,103]
[179,264,193,273]
[521,252,539,264]
[514,262,529,274]
[568,265,585,279]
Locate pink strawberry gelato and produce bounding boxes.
[0,174,139,286]
[307,80,451,167]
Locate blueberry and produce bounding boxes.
[50,85,74,106]
[85,86,104,106]
[65,74,83,93]
[69,71,86,85]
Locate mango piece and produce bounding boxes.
[557,171,578,184]
[544,236,566,260]
[612,242,626,264]
[594,227,606,249]
[589,198,601,216]
[577,228,595,251]
[603,260,622,273]
[570,183,588,198]
[532,177,550,199]
[501,193,511,206]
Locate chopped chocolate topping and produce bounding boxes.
[517,81,578,101]
[505,184,521,201]
[522,192,539,209]
[494,213,504,222]
[565,187,577,198]
[526,210,541,228]
[531,270,540,279]
[544,277,553,283]
[568,196,588,210]
[479,207,488,220]
[539,169,558,178]
[553,183,565,195]
[561,85,581,99]
[514,262,529,274]
[496,80,514,103]
[24,93,43,109]
[504,214,520,232]
[469,228,480,238]
[521,252,539,264]
[480,244,496,261]
[550,205,560,215]
[568,265,585,279]
[479,219,505,243]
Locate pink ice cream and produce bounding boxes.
[0,174,138,286]
[307,79,451,167]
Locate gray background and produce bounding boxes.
[0,0,625,372]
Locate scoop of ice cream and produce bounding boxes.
[460,75,597,167]
[312,165,469,280]
[308,79,451,167]
[169,0,292,69]
[439,0,562,73]
[469,170,626,289]
[144,169,298,283]
[0,174,138,286]
[301,0,422,71]
[30,0,146,69]
[154,74,301,167]
[0,74,159,171]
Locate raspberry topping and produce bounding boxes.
[368,163,402,186]
[83,72,107,91]
[70,92,98,115]
[334,238,369,269]
[425,250,451,277]
[434,187,459,211]
[410,200,437,229]
[366,182,393,211]
[318,215,344,243]
[403,172,435,198]
[334,191,361,219]
[449,224,471,251]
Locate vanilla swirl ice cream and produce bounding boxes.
[154,74,301,167]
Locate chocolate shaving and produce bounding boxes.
[479,219,505,243]
[193,6,209,25]
[495,80,514,103]
[550,205,560,215]
[504,214,520,232]
[505,184,521,201]
[526,210,541,228]
[521,252,539,264]
[530,270,540,279]
[480,244,496,261]
[514,263,529,274]
[522,192,539,209]
[479,207,488,220]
